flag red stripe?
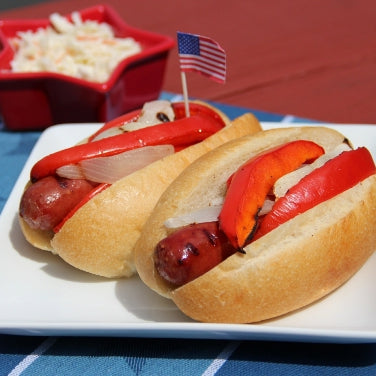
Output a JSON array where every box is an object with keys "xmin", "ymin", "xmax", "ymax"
[
  {"xmin": 179, "ymin": 55, "xmax": 226, "ymax": 75},
  {"xmin": 199, "ymin": 41, "xmax": 226, "ymax": 59},
  {"xmin": 180, "ymin": 66, "xmax": 226, "ymax": 82},
  {"xmin": 179, "ymin": 63, "xmax": 226, "ymax": 81},
  {"xmin": 179, "ymin": 61, "xmax": 226, "ymax": 79}
]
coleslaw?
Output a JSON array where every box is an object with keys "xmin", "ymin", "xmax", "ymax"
[{"xmin": 9, "ymin": 12, "xmax": 142, "ymax": 83}]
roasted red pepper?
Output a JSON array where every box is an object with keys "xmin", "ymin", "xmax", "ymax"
[
  {"xmin": 253, "ymin": 147, "xmax": 376, "ymax": 240},
  {"xmin": 30, "ymin": 102, "xmax": 226, "ymax": 182},
  {"xmin": 218, "ymin": 140, "xmax": 325, "ymax": 250},
  {"xmin": 88, "ymin": 102, "xmax": 222, "ymax": 141}
]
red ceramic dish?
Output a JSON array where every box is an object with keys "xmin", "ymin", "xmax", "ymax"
[{"xmin": 0, "ymin": 4, "xmax": 175, "ymax": 131}]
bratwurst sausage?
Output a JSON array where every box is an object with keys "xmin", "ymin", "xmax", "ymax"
[
  {"xmin": 19, "ymin": 176, "xmax": 97, "ymax": 231},
  {"xmin": 154, "ymin": 221, "xmax": 237, "ymax": 286}
]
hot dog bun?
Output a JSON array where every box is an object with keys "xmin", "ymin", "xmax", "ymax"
[
  {"xmin": 19, "ymin": 102, "xmax": 262, "ymax": 278},
  {"xmin": 134, "ymin": 126, "xmax": 376, "ymax": 323}
]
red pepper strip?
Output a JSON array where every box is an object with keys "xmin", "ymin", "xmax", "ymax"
[
  {"xmin": 253, "ymin": 147, "xmax": 376, "ymax": 241},
  {"xmin": 53, "ymin": 183, "xmax": 111, "ymax": 233},
  {"xmin": 31, "ymin": 110, "xmax": 225, "ymax": 182},
  {"xmin": 87, "ymin": 102, "xmax": 221, "ymax": 142},
  {"xmin": 218, "ymin": 140, "xmax": 325, "ymax": 250}
]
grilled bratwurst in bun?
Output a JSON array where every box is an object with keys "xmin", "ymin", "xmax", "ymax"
[{"xmin": 135, "ymin": 126, "xmax": 376, "ymax": 323}]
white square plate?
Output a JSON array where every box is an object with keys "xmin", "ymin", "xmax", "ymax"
[{"xmin": 0, "ymin": 122, "xmax": 375, "ymax": 343}]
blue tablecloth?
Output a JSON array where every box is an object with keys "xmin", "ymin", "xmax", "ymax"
[{"xmin": 1, "ymin": 95, "xmax": 375, "ymax": 376}]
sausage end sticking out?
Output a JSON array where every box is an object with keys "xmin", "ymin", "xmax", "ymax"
[
  {"xmin": 19, "ymin": 176, "xmax": 97, "ymax": 232},
  {"xmin": 154, "ymin": 222, "xmax": 237, "ymax": 286}
]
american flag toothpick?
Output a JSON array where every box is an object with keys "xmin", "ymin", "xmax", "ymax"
[{"xmin": 177, "ymin": 32, "xmax": 226, "ymax": 116}]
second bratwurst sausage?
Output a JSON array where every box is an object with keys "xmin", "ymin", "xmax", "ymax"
[{"xmin": 154, "ymin": 222, "xmax": 236, "ymax": 286}]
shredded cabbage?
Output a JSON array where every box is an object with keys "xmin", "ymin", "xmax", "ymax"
[{"xmin": 10, "ymin": 12, "xmax": 142, "ymax": 83}]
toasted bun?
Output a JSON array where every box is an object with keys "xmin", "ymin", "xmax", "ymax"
[
  {"xmin": 19, "ymin": 103, "xmax": 262, "ymax": 278},
  {"xmin": 134, "ymin": 126, "xmax": 376, "ymax": 323}
]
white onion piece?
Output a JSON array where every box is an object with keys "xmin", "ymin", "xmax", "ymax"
[
  {"xmin": 164, "ymin": 197, "xmax": 277, "ymax": 229},
  {"xmin": 91, "ymin": 100, "xmax": 175, "ymax": 141},
  {"xmin": 56, "ymin": 164, "xmax": 85, "ymax": 180},
  {"xmin": 164, "ymin": 205, "xmax": 223, "ymax": 229},
  {"xmin": 122, "ymin": 100, "xmax": 174, "ymax": 132},
  {"xmin": 258, "ymin": 198, "xmax": 275, "ymax": 216},
  {"xmin": 56, "ymin": 144, "xmax": 174, "ymax": 184},
  {"xmin": 91, "ymin": 127, "xmax": 123, "ymax": 141},
  {"xmin": 164, "ymin": 197, "xmax": 276, "ymax": 229},
  {"xmin": 273, "ymin": 143, "xmax": 352, "ymax": 199}
]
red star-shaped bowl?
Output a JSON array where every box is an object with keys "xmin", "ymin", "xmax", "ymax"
[{"xmin": 0, "ymin": 4, "xmax": 175, "ymax": 130}]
